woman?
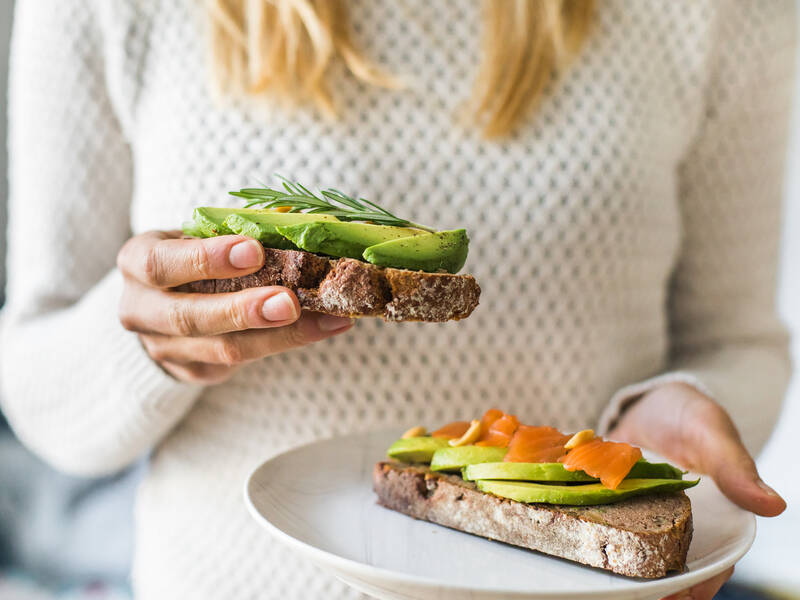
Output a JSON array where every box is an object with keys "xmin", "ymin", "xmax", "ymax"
[{"xmin": 2, "ymin": 1, "xmax": 794, "ymax": 598}]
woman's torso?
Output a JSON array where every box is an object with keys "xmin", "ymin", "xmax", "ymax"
[{"xmin": 100, "ymin": 0, "xmax": 719, "ymax": 596}]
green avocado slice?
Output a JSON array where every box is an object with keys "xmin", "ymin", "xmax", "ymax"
[
  {"xmin": 224, "ymin": 214, "xmax": 294, "ymax": 249},
  {"xmin": 429, "ymin": 446, "xmax": 509, "ymax": 472},
  {"xmin": 386, "ymin": 437, "xmax": 450, "ymax": 463},
  {"xmin": 181, "ymin": 220, "xmax": 206, "ymax": 238},
  {"xmin": 363, "ymin": 229, "xmax": 469, "ymax": 274},
  {"xmin": 476, "ymin": 478, "xmax": 699, "ymax": 506},
  {"xmin": 463, "ymin": 459, "xmax": 684, "ymax": 482},
  {"xmin": 222, "ymin": 214, "xmax": 291, "ymax": 248},
  {"xmin": 224, "ymin": 212, "xmax": 339, "ymax": 248},
  {"xmin": 189, "ymin": 207, "xmax": 242, "ymax": 236},
  {"xmin": 184, "ymin": 208, "xmax": 470, "ymax": 273},
  {"xmin": 184, "ymin": 207, "xmax": 338, "ymax": 239},
  {"xmin": 629, "ymin": 460, "xmax": 685, "ymax": 480},
  {"xmin": 275, "ymin": 222, "xmax": 424, "ymax": 260},
  {"xmin": 465, "ymin": 462, "xmax": 595, "ymax": 482}
]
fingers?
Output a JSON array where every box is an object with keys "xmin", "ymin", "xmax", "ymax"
[
  {"xmin": 118, "ymin": 230, "xmax": 355, "ymax": 387},
  {"xmin": 118, "ymin": 231, "xmax": 265, "ymax": 288},
  {"xmin": 612, "ymin": 384, "xmax": 787, "ymax": 518},
  {"xmin": 120, "ymin": 283, "xmax": 303, "ymax": 336},
  {"xmin": 139, "ymin": 312, "xmax": 354, "ymax": 366},
  {"xmin": 684, "ymin": 401, "xmax": 786, "ymax": 518},
  {"xmin": 709, "ymin": 442, "xmax": 785, "ymax": 517},
  {"xmin": 662, "ymin": 566, "xmax": 733, "ymax": 600}
]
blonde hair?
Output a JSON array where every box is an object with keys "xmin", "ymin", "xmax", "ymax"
[{"xmin": 206, "ymin": 0, "xmax": 594, "ymax": 137}]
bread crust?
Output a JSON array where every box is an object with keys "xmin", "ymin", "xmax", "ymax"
[
  {"xmin": 180, "ymin": 247, "xmax": 480, "ymax": 322},
  {"xmin": 373, "ymin": 461, "xmax": 693, "ymax": 579}
]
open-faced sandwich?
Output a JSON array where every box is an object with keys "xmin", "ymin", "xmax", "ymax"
[
  {"xmin": 374, "ymin": 409, "xmax": 698, "ymax": 578},
  {"xmin": 180, "ymin": 177, "xmax": 480, "ymax": 322}
]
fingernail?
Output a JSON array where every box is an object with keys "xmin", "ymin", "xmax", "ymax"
[
  {"xmin": 316, "ymin": 314, "xmax": 354, "ymax": 332},
  {"xmin": 229, "ymin": 240, "xmax": 263, "ymax": 269},
  {"xmin": 261, "ymin": 292, "xmax": 298, "ymax": 322},
  {"xmin": 756, "ymin": 478, "xmax": 781, "ymax": 498}
]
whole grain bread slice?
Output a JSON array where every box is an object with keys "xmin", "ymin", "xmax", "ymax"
[
  {"xmin": 180, "ymin": 247, "xmax": 480, "ymax": 322},
  {"xmin": 373, "ymin": 461, "xmax": 693, "ymax": 579}
]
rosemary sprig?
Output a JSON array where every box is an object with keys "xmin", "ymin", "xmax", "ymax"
[{"xmin": 230, "ymin": 175, "xmax": 435, "ymax": 232}]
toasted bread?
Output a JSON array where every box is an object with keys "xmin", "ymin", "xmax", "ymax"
[
  {"xmin": 181, "ymin": 247, "xmax": 480, "ymax": 322},
  {"xmin": 373, "ymin": 461, "xmax": 693, "ymax": 578}
]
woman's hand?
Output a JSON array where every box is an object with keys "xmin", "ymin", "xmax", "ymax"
[
  {"xmin": 609, "ymin": 382, "xmax": 786, "ymax": 600},
  {"xmin": 117, "ymin": 231, "xmax": 353, "ymax": 384}
]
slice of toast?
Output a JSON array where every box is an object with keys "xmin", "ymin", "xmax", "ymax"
[
  {"xmin": 180, "ymin": 247, "xmax": 480, "ymax": 322},
  {"xmin": 373, "ymin": 461, "xmax": 693, "ymax": 578}
]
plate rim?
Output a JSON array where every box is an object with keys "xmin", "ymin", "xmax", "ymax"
[{"xmin": 244, "ymin": 431, "xmax": 756, "ymax": 599}]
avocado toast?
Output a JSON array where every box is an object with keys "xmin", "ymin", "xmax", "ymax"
[
  {"xmin": 374, "ymin": 410, "xmax": 697, "ymax": 578},
  {"xmin": 180, "ymin": 177, "xmax": 480, "ymax": 322}
]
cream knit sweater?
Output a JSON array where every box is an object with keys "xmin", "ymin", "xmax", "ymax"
[{"xmin": 3, "ymin": 1, "xmax": 796, "ymax": 598}]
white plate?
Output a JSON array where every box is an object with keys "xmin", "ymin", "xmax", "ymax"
[{"xmin": 245, "ymin": 430, "xmax": 755, "ymax": 600}]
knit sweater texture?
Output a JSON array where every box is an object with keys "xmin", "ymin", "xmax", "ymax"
[{"xmin": 3, "ymin": 1, "xmax": 796, "ymax": 598}]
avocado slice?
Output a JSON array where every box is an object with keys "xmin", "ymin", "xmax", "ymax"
[
  {"xmin": 476, "ymin": 478, "xmax": 699, "ymax": 506},
  {"xmin": 429, "ymin": 446, "xmax": 509, "ymax": 472},
  {"xmin": 221, "ymin": 213, "xmax": 328, "ymax": 248},
  {"xmin": 184, "ymin": 207, "xmax": 338, "ymax": 240},
  {"xmin": 629, "ymin": 460, "xmax": 685, "ymax": 480},
  {"xmin": 275, "ymin": 221, "xmax": 424, "ymax": 260},
  {"xmin": 225, "ymin": 211, "xmax": 340, "ymax": 248},
  {"xmin": 463, "ymin": 459, "xmax": 684, "ymax": 482},
  {"xmin": 189, "ymin": 207, "xmax": 247, "ymax": 236},
  {"xmin": 181, "ymin": 220, "xmax": 206, "ymax": 238},
  {"xmin": 183, "ymin": 208, "xmax": 469, "ymax": 274},
  {"xmin": 223, "ymin": 214, "xmax": 294, "ymax": 249},
  {"xmin": 464, "ymin": 462, "xmax": 596, "ymax": 482},
  {"xmin": 363, "ymin": 229, "xmax": 469, "ymax": 274},
  {"xmin": 386, "ymin": 437, "xmax": 450, "ymax": 463}
]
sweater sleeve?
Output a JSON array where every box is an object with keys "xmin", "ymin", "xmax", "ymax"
[
  {"xmin": 0, "ymin": 0, "xmax": 201, "ymax": 476},
  {"xmin": 598, "ymin": 1, "xmax": 797, "ymax": 455}
]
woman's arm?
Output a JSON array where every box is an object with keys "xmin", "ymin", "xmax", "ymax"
[
  {"xmin": 602, "ymin": 5, "xmax": 796, "ymax": 597},
  {"xmin": 1, "ymin": 2, "xmax": 355, "ymax": 477},
  {"xmin": 0, "ymin": 1, "xmax": 202, "ymax": 476},
  {"xmin": 599, "ymin": 0, "xmax": 797, "ymax": 456}
]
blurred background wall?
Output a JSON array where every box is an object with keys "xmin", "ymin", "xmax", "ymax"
[{"xmin": 0, "ymin": 0, "xmax": 798, "ymax": 595}]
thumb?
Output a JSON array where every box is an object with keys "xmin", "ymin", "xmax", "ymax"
[{"xmin": 690, "ymin": 408, "xmax": 786, "ymax": 517}]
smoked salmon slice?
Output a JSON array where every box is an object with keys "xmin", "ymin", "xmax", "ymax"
[
  {"xmin": 504, "ymin": 426, "xmax": 571, "ymax": 463},
  {"xmin": 478, "ymin": 408, "xmax": 504, "ymax": 431},
  {"xmin": 476, "ymin": 414, "xmax": 520, "ymax": 447},
  {"xmin": 432, "ymin": 421, "xmax": 471, "ymax": 439},
  {"xmin": 559, "ymin": 439, "xmax": 642, "ymax": 489}
]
